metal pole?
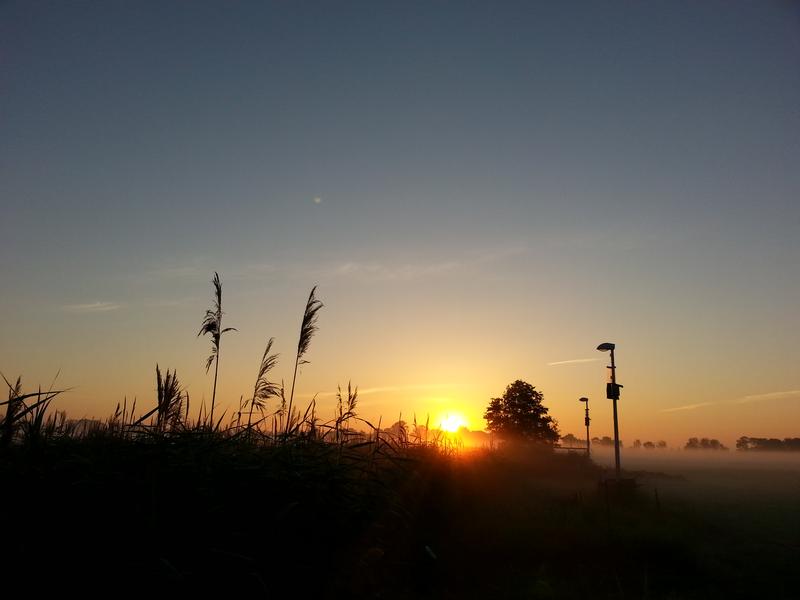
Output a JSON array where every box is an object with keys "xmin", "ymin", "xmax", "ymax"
[
  {"xmin": 610, "ymin": 348, "xmax": 621, "ymax": 479},
  {"xmin": 584, "ymin": 399, "xmax": 591, "ymax": 457}
]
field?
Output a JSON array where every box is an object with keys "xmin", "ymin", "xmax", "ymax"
[{"xmin": 2, "ymin": 427, "xmax": 798, "ymax": 599}]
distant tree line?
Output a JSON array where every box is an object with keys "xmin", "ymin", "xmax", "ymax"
[
  {"xmin": 684, "ymin": 437, "xmax": 727, "ymax": 451},
  {"xmin": 559, "ymin": 435, "xmax": 626, "ymax": 448},
  {"xmin": 736, "ymin": 437, "xmax": 800, "ymax": 452},
  {"xmin": 633, "ymin": 439, "xmax": 667, "ymax": 450},
  {"xmin": 559, "ymin": 433, "xmax": 583, "ymax": 447},
  {"xmin": 561, "ymin": 435, "xmax": 800, "ymax": 452},
  {"xmin": 592, "ymin": 436, "xmax": 623, "ymax": 448}
]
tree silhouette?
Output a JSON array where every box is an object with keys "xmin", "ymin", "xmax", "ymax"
[
  {"xmin": 560, "ymin": 433, "xmax": 581, "ymax": 446},
  {"xmin": 484, "ymin": 380, "xmax": 559, "ymax": 443},
  {"xmin": 736, "ymin": 436, "xmax": 800, "ymax": 451},
  {"xmin": 685, "ymin": 437, "xmax": 728, "ymax": 450},
  {"xmin": 592, "ymin": 436, "xmax": 624, "ymax": 448}
]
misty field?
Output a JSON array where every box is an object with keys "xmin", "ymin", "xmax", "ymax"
[{"xmin": 2, "ymin": 430, "xmax": 797, "ymax": 599}]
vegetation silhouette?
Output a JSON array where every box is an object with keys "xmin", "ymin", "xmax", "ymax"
[
  {"xmin": 560, "ymin": 432, "xmax": 582, "ymax": 447},
  {"xmin": 592, "ymin": 435, "xmax": 624, "ymax": 448},
  {"xmin": 1, "ymin": 273, "xmax": 799, "ymax": 598},
  {"xmin": 685, "ymin": 437, "xmax": 728, "ymax": 451},
  {"xmin": 286, "ymin": 285, "xmax": 322, "ymax": 434},
  {"xmin": 198, "ymin": 272, "xmax": 236, "ymax": 428},
  {"xmin": 131, "ymin": 366, "xmax": 187, "ymax": 433},
  {"xmin": 630, "ymin": 439, "xmax": 668, "ymax": 449},
  {"xmin": 1, "ymin": 373, "xmax": 67, "ymax": 447},
  {"xmin": 736, "ymin": 436, "xmax": 800, "ymax": 451},
  {"xmin": 484, "ymin": 380, "xmax": 559, "ymax": 444},
  {"xmin": 246, "ymin": 337, "xmax": 281, "ymax": 430}
]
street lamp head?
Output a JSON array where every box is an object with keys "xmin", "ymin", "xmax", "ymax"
[
  {"xmin": 578, "ymin": 397, "xmax": 589, "ymax": 403},
  {"xmin": 596, "ymin": 342, "xmax": 615, "ymax": 352}
]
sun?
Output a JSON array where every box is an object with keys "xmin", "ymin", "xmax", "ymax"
[{"xmin": 439, "ymin": 414, "xmax": 467, "ymax": 433}]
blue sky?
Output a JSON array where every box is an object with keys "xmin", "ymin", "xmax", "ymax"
[{"xmin": 1, "ymin": 1, "xmax": 799, "ymax": 444}]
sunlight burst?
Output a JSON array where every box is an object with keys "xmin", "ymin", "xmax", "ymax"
[{"xmin": 440, "ymin": 414, "xmax": 467, "ymax": 433}]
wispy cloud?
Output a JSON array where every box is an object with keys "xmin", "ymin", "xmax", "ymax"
[
  {"xmin": 471, "ymin": 243, "xmax": 529, "ymax": 264},
  {"xmin": 357, "ymin": 383, "xmax": 455, "ymax": 396},
  {"xmin": 547, "ymin": 358, "xmax": 602, "ymax": 367},
  {"xmin": 63, "ymin": 301, "xmax": 121, "ymax": 313},
  {"xmin": 660, "ymin": 389, "xmax": 800, "ymax": 413},
  {"xmin": 139, "ymin": 244, "xmax": 530, "ymax": 286},
  {"xmin": 144, "ymin": 262, "xmax": 279, "ymax": 282},
  {"xmin": 660, "ymin": 401, "xmax": 716, "ymax": 413},
  {"xmin": 228, "ymin": 263, "xmax": 279, "ymax": 280},
  {"xmin": 328, "ymin": 244, "xmax": 529, "ymax": 283},
  {"xmin": 332, "ymin": 260, "xmax": 460, "ymax": 281},
  {"xmin": 298, "ymin": 383, "xmax": 456, "ymax": 400},
  {"xmin": 144, "ymin": 264, "xmax": 208, "ymax": 281},
  {"xmin": 737, "ymin": 390, "xmax": 800, "ymax": 404},
  {"xmin": 143, "ymin": 297, "xmax": 199, "ymax": 309}
]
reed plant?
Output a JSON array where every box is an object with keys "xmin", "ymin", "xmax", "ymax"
[
  {"xmin": 247, "ymin": 337, "xmax": 280, "ymax": 430},
  {"xmin": 198, "ymin": 272, "xmax": 236, "ymax": 428},
  {"xmin": 1, "ymin": 374, "xmax": 66, "ymax": 446},
  {"xmin": 333, "ymin": 382, "xmax": 358, "ymax": 443},
  {"xmin": 285, "ymin": 286, "xmax": 322, "ymax": 433}
]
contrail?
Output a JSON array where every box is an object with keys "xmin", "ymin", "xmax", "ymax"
[
  {"xmin": 63, "ymin": 301, "xmax": 122, "ymax": 313},
  {"xmin": 660, "ymin": 402, "xmax": 716, "ymax": 413},
  {"xmin": 660, "ymin": 390, "xmax": 800, "ymax": 412},
  {"xmin": 737, "ymin": 390, "xmax": 800, "ymax": 404},
  {"xmin": 547, "ymin": 358, "xmax": 602, "ymax": 367}
]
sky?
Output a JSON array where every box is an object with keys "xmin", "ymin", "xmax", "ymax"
[{"xmin": 1, "ymin": 1, "xmax": 799, "ymax": 447}]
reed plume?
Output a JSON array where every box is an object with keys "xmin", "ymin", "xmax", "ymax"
[
  {"xmin": 248, "ymin": 337, "xmax": 280, "ymax": 429},
  {"xmin": 198, "ymin": 272, "xmax": 236, "ymax": 428},
  {"xmin": 1, "ymin": 375, "xmax": 23, "ymax": 446},
  {"xmin": 155, "ymin": 365, "xmax": 184, "ymax": 431},
  {"xmin": 334, "ymin": 381, "xmax": 358, "ymax": 443},
  {"xmin": 285, "ymin": 286, "xmax": 322, "ymax": 433},
  {"xmin": 1, "ymin": 373, "xmax": 66, "ymax": 446}
]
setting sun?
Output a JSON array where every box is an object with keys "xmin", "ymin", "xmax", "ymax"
[{"xmin": 439, "ymin": 414, "xmax": 468, "ymax": 433}]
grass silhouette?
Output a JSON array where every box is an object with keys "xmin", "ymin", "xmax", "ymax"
[
  {"xmin": 198, "ymin": 271, "xmax": 236, "ymax": 429},
  {"xmin": 2, "ymin": 423, "xmax": 796, "ymax": 598},
  {"xmin": 286, "ymin": 285, "xmax": 322, "ymax": 435},
  {"xmin": 1, "ymin": 274, "xmax": 797, "ymax": 597}
]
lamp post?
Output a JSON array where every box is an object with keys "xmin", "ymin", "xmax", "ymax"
[
  {"xmin": 578, "ymin": 397, "xmax": 590, "ymax": 456},
  {"xmin": 597, "ymin": 342, "xmax": 622, "ymax": 479}
]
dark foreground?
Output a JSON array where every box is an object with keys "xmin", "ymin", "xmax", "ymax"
[{"xmin": 2, "ymin": 437, "xmax": 798, "ymax": 598}]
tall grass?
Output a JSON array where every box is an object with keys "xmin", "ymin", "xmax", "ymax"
[
  {"xmin": 333, "ymin": 382, "xmax": 358, "ymax": 443},
  {"xmin": 285, "ymin": 286, "xmax": 322, "ymax": 434},
  {"xmin": 198, "ymin": 271, "xmax": 236, "ymax": 428},
  {"xmin": 247, "ymin": 338, "xmax": 280, "ymax": 430},
  {"xmin": 133, "ymin": 366, "xmax": 186, "ymax": 433},
  {"xmin": 1, "ymin": 373, "xmax": 66, "ymax": 446},
  {"xmin": 0, "ymin": 375, "xmax": 22, "ymax": 446},
  {"xmin": 108, "ymin": 396, "xmax": 137, "ymax": 437}
]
